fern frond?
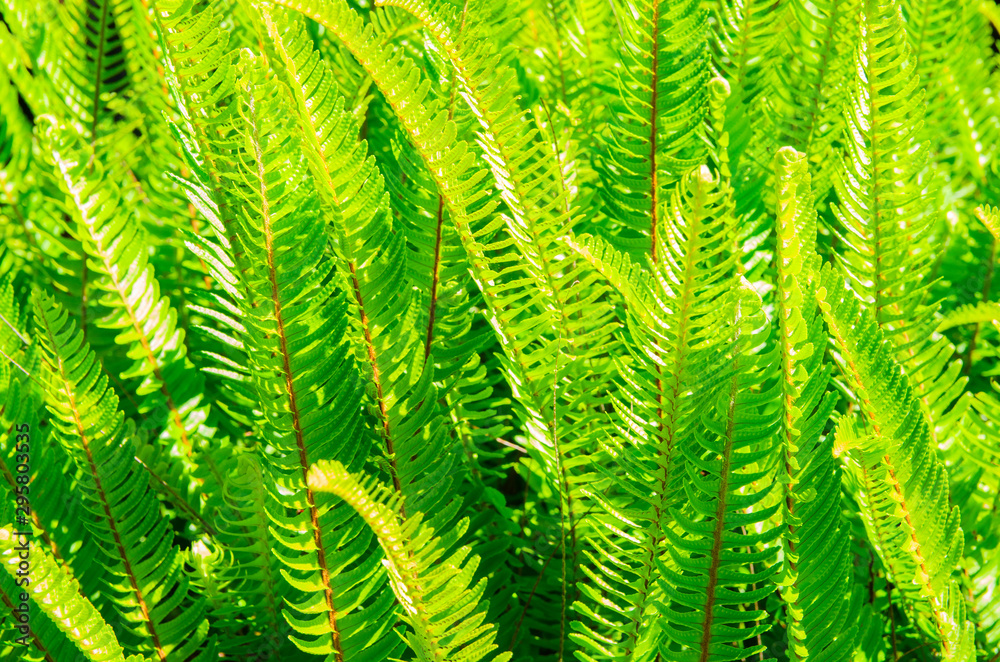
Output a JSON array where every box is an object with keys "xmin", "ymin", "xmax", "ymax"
[
  {"xmin": 212, "ymin": 52, "xmax": 402, "ymax": 661},
  {"xmin": 252, "ymin": 11, "xmax": 466, "ymax": 517},
  {"xmin": 210, "ymin": 453, "xmax": 295, "ymax": 657},
  {"xmin": 657, "ymin": 283, "xmax": 781, "ymax": 661},
  {"xmin": 31, "ymin": 288, "xmax": 213, "ymax": 661},
  {"xmin": 937, "ymin": 7, "xmax": 998, "ymax": 187},
  {"xmin": 45, "ymin": 0, "xmax": 133, "ymax": 153},
  {"xmin": 956, "ymin": 388, "xmax": 1000, "ymax": 488},
  {"xmin": 0, "ymin": 282, "xmax": 109, "ymax": 607},
  {"xmin": 708, "ymin": 0, "xmax": 785, "ymax": 169},
  {"xmin": 832, "ymin": 0, "xmax": 934, "ymax": 345},
  {"xmin": 937, "ymin": 301, "xmax": 1000, "ymax": 333},
  {"xmin": 0, "ymin": 559, "xmax": 84, "ymax": 660},
  {"xmin": 572, "ymin": 157, "xmax": 743, "ymax": 661},
  {"xmin": 598, "ymin": 0, "xmax": 709, "ymax": 258},
  {"xmin": 816, "ymin": 265, "xmax": 975, "ymax": 658},
  {"xmin": 561, "ymin": 232, "xmax": 653, "ymax": 319},
  {"xmin": 709, "ymin": 0, "xmax": 785, "ymax": 105},
  {"xmin": 976, "ymin": 205, "xmax": 1000, "ymax": 242},
  {"xmin": 152, "ymin": 0, "xmax": 242, "ymax": 252},
  {"xmin": 964, "ymin": 510, "xmax": 1000, "ymax": 654},
  {"xmin": 0, "ymin": 527, "xmax": 145, "ymax": 662},
  {"xmin": 38, "ymin": 116, "xmax": 226, "ymax": 534},
  {"xmin": 370, "ymin": 0, "xmax": 614, "ymax": 376},
  {"xmin": 308, "ymin": 460, "xmax": 512, "ymax": 662},
  {"xmin": 830, "ymin": 0, "xmax": 971, "ymax": 450},
  {"xmin": 41, "ymin": 118, "xmax": 211, "ymax": 466},
  {"xmin": 772, "ymin": 0, "xmax": 860, "ymax": 197},
  {"xmin": 901, "ymin": 0, "xmax": 965, "ymax": 156},
  {"xmin": 264, "ymin": 0, "xmax": 512, "ymax": 397},
  {"xmin": 769, "ymin": 147, "xmax": 858, "ymax": 661},
  {"xmin": 552, "ymin": 0, "xmax": 619, "ymax": 139},
  {"xmin": 267, "ymin": 3, "xmax": 621, "ymax": 652}
]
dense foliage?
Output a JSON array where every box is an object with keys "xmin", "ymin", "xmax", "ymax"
[{"xmin": 1, "ymin": 0, "xmax": 1000, "ymax": 660}]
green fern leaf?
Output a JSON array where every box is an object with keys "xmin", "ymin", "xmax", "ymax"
[
  {"xmin": 772, "ymin": 0, "xmax": 860, "ymax": 197},
  {"xmin": 31, "ymin": 288, "xmax": 213, "ymax": 661},
  {"xmin": 204, "ymin": 51, "xmax": 404, "ymax": 660},
  {"xmin": 769, "ymin": 147, "xmax": 859, "ymax": 661},
  {"xmin": 816, "ymin": 265, "xmax": 975, "ymax": 659},
  {"xmin": 41, "ymin": 118, "xmax": 211, "ymax": 465},
  {"xmin": 598, "ymin": 0, "xmax": 709, "ymax": 258},
  {"xmin": 832, "ymin": 0, "xmax": 934, "ymax": 344},
  {"xmin": 0, "ymin": 526, "xmax": 146, "ymax": 662},
  {"xmin": 976, "ymin": 205, "xmax": 1000, "ymax": 242},
  {"xmin": 308, "ymin": 459, "xmax": 512, "ymax": 662},
  {"xmin": 573, "ymin": 151, "xmax": 744, "ymax": 661},
  {"xmin": 657, "ymin": 283, "xmax": 782, "ymax": 661}
]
